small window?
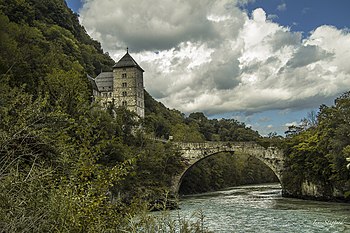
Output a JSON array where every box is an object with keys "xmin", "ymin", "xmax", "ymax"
[
  {"xmin": 122, "ymin": 73, "xmax": 127, "ymax": 78},
  {"xmin": 122, "ymin": 91, "xmax": 127, "ymax": 97},
  {"xmin": 109, "ymin": 92, "xmax": 112, "ymax": 97},
  {"xmin": 122, "ymin": 82, "xmax": 127, "ymax": 87},
  {"xmin": 122, "ymin": 101, "xmax": 127, "ymax": 106}
]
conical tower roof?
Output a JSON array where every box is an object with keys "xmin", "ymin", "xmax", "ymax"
[{"xmin": 113, "ymin": 49, "xmax": 144, "ymax": 72}]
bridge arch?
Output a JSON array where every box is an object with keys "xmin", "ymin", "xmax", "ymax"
[{"xmin": 171, "ymin": 142, "xmax": 285, "ymax": 194}]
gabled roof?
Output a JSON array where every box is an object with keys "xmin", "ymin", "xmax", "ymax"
[
  {"xmin": 95, "ymin": 72, "xmax": 113, "ymax": 92},
  {"xmin": 87, "ymin": 74, "xmax": 98, "ymax": 91},
  {"xmin": 113, "ymin": 51, "xmax": 144, "ymax": 72}
]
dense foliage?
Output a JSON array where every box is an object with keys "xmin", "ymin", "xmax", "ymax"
[
  {"xmin": 283, "ymin": 92, "xmax": 350, "ymax": 200},
  {"xmin": 179, "ymin": 153, "xmax": 278, "ymax": 195},
  {"xmin": 0, "ymin": 1, "xmax": 186, "ymax": 231},
  {"xmin": 144, "ymin": 95, "xmax": 261, "ymax": 142},
  {"xmin": 0, "ymin": 0, "xmax": 114, "ymax": 96}
]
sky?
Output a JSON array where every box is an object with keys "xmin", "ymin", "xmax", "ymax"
[{"xmin": 66, "ymin": 0, "xmax": 350, "ymax": 136}]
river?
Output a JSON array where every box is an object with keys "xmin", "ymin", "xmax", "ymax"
[{"xmin": 173, "ymin": 183, "xmax": 350, "ymax": 233}]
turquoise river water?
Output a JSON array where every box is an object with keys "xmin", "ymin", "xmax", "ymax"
[{"xmin": 173, "ymin": 183, "xmax": 350, "ymax": 233}]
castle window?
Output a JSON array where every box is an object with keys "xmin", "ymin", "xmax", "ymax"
[
  {"xmin": 109, "ymin": 92, "xmax": 112, "ymax": 97},
  {"xmin": 122, "ymin": 73, "xmax": 127, "ymax": 78},
  {"xmin": 122, "ymin": 91, "xmax": 127, "ymax": 97},
  {"xmin": 122, "ymin": 82, "xmax": 127, "ymax": 87},
  {"xmin": 122, "ymin": 101, "xmax": 127, "ymax": 106}
]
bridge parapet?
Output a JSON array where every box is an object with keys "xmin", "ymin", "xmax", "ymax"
[{"xmin": 173, "ymin": 141, "xmax": 283, "ymax": 161}]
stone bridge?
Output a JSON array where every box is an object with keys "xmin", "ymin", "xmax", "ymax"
[{"xmin": 171, "ymin": 141, "xmax": 285, "ymax": 194}]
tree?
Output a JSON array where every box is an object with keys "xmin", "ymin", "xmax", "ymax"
[
  {"xmin": 285, "ymin": 124, "xmax": 304, "ymax": 138},
  {"xmin": 283, "ymin": 91, "xmax": 350, "ymax": 200}
]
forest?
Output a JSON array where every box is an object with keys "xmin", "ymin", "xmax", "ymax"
[
  {"xmin": 282, "ymin": 92, "xmax": 350, "ymax": 200},
  {"xmin": 0, "ymin": 0, "xmax": 349, "ymax": 232}
]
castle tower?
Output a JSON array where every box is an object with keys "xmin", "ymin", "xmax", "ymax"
[
  {"xmin": 112, "ymin": 49, "xmax": 145, "ymax": 118},
  {"xmin": 88, "ymin": 49, "xmax": 145, "ymax": 118}
]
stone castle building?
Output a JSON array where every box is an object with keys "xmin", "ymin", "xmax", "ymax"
[{"xmin": 88, "ymin": 49, "xmax": 145, "ymax": 118}]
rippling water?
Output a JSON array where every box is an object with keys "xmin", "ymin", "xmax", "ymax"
[{"xmin": 174, "ymin": 183, "xmax": 350, "ymax": 233}]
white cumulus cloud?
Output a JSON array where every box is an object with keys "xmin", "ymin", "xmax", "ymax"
[{"xmin": 80, "ymin": 0, "xmax": 350, "ymax": 117}]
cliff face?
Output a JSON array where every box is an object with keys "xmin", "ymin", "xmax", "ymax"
[
  {"xmin": 301, "ymin": 180, "xmax": 323, "ymax": 197},
  {"xmin": 282, "ymin": 178, "xmax": 350, "ymax": 202}
]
